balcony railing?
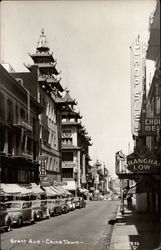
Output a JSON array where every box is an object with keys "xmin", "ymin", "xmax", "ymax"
[{"xmin": 13, "ymin": 119, "xmax": 32, "ymax": 132}]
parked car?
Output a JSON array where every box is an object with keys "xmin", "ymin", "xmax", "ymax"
[
  {"xmin": 74, "ymin": 197, "xmax": 86, "ymax": 208},
  {"xmin": 46, "ymin": 199, "xmax": 55, "ymax": 216},
  {"xmin": 5, "ymin": 200, "xmax": 32, "ymax": 227},
  {"xmin": 79, "ymin": 197, "xmax": 86, "ymax": 208},
  {"xmin": 31, "ymin": 200, "xmax": 50, "ymax": 221},
  {"xmin": 52, "ymin": 199, "xmax": 62, "ymax": 216},
  {"xmin": 59, "ymin": 199, "xmax": 70, "ymax": 214},
  {"xmin": 65, "ymin": 198, "xmax": 75, "ymax": 211},
  {"xmin": 0, "ymin": 202, "xmax": 13, "ymax": 232}
]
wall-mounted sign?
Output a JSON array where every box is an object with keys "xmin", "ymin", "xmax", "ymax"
[
  {"xmin": 130, "ymin": 36, "xmax": 146, "ymax": 136},
  {"xmin": 142, "ymin": 117, "xmax": 161, "ymax": 135},
  {"xmin": 39, "ymin": 156, "xmax": 47, "ymax": 175},
  {"xmin": 62, "ymin": 130, "xmax": 72, "ymax": 138},
  {"xmin": 127, "ymin": 155, "xmax": 160, "ymax": 174}
]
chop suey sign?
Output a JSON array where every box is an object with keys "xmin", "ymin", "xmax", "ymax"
[{"xmin": 127, "ymin": 155, "xmax": 160, "ymax": 174}]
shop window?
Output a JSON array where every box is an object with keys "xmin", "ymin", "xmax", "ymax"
[
  {"xmin": 62, "ymin": 168, "xmax": 73, "ymax": 178},
  {"xmin": 30, "ymin": 171, "xmax": 35, "ymax": 182},
  {"xmin": 18, "ymin": 169, "xmax": 28, "ymax": 183},
  {"xmin": 62, "ymin": 152, "xmax": 73, "ymax": 161},
  {"xmin": 0, "ymin": 93, "xmax": 5, "ymax": 120},
  {"xmin": 7, "ymin": 99, "xmax": 13, "ymax": 123}
]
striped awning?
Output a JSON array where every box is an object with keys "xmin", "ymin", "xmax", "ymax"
[{"xmin": 0, "ymin": 184, "xmax": 33, "ymax": 196}]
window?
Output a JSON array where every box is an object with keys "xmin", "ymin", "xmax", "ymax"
[
  {"xmin": 62, "ymin": 168, "xmax": 73, "ymax": 178},
  {"xmin": 0, "ymin": 125, "xmax": 5, "ymax": 152},
  {"xmin": 0, "ymin": 93, "xmax": 5, "ymax": 120},
  {"xmin": 18, "ymin": 170, "xmax": 28, "ymax": 183},
  {"xmin": 62, "ymin": 152, "xmax": 73, "ymax": 161},
  {"xmin": 62, "ymin": 138, "xmax": 73, "ymax": 145},
  {"xmin": 7, "ymin": 99, "xmax": 13, "ymax": 122},
  {"xmin": 8, "ymin": 131, "xmax": 14, "ymax": 154},
  {"xmin": 20, "ymin": 108, "xmax": 25, "ymax": 120}
]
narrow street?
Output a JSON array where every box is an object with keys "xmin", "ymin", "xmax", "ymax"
[{"xmin": 1, "ymin": 200, "xmax": 119, "ymax": 250}]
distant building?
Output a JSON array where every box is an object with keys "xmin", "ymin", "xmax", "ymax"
[{"xmin": 61, "ymin": 90, "xmax": 92, "ymax": 195}]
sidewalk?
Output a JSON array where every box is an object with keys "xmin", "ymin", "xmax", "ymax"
[{"xmin": 109, "ymin": 201, "xmax": 160, "ymax": 250}]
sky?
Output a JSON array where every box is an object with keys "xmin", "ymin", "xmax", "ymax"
[{"xmin": 1, "ymin": 0, "xmax": 156, "ymax": 177}]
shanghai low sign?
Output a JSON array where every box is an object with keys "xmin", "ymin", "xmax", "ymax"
[{"xmin": 127, "ymin": 157, "xmax": 160, "ymax": 174}]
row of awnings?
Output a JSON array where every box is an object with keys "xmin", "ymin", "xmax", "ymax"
[
  {"xmin": 0, "ymin": 183, "xmax": 44, "ymax": 196},
  {"xmin": 0, "ymin": 183, "xmax": 71, "ymax": 197},
  {"xmin": 43, "ymin": 186, "xmax": 71, "ymax": 196}
]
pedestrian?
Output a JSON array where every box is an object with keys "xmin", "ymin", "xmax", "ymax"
[{"xmin": 127, "ymin": 194, "xmax": 132, "ymax": 207}]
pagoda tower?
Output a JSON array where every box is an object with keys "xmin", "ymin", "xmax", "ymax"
[
  {"xmin": 26, "ymin": 29, "xmax": 64, "ymax": 185},
  {"xmin": 27, "ymin": 28, "xmax": 63, "ymax": 95},
  {"xmin": 61, "ymin": 89, "xmax": 92, "ymax": 195}
]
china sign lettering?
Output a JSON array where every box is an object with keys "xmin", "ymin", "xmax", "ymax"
[
  {"xmin": 142, "ymin": 117, "xmax": 161, "ymax": 135},
  {"xmin": 130, "ymin": 36, "xmax": 146, "ymax": 136},
  {"xmin": 127, "ymin": 157, "xmax": 160, "ymax": 174}
]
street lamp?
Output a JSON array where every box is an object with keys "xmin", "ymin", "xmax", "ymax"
[{"xmin": 74, "ymin": 172, "xmax": 77, "ymax": 198}]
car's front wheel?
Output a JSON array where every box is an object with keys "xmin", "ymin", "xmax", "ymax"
[
  {"xmin": 17, "ymin": 217, "xmax": 23, "ymax": 227},
  {"xmin": 6, "ymin": 219, "xmax": 12, "ymax": 232}
]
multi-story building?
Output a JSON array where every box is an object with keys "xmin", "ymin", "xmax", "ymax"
[
  {"xmin": 61, "ymin": 90, "xmax": 92, "ymax": 195},
  {"xmin": 0, "ymin": 64, "xmax": 43, "ymax": 195},
  {"xmin": 11, "ymin": 29, "xmax": 64, "ymax": 185},
  {"xmin": 116, "ymin": 0, "xmax": 160, "ymax": 215}
]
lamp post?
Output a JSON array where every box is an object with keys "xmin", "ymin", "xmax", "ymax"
[{"xmin": 74, "ymin": 172, "xmax": 77, "ymax": 198}]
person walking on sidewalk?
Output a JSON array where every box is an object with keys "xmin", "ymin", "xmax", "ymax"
[{"xmin": 127, "ymin": 194, "xmax": 132, "ymax": 207}]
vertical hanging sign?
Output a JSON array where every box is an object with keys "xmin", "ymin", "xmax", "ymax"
[{"xmin": 130, "ymin": 36, "xmax": 146, "ymax": 136}]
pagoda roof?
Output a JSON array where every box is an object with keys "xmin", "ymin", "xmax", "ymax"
[
  {"xmin": 37, "ymin": 63, "xmax": 59, "ymax": 75},
  {"xmin": 63, "ymin": 90, "xmax": 77, "ymax": 104},
  {"xmin": 61, "ymin": 109, "xmax": 82, "ymax": 119},
  {"xmin": 36, "ymin": 28, "xmax": 49, "ymax": 52},
  {"xmin": 29, "ymin": 52, "xmax": 55, "ymax": 63},
  {"xmin": 37, "ymin": 74, "xmax": 63, "ymax": 92}
]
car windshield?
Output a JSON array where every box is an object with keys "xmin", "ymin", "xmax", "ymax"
[
  {"xmin": 6, "ymin": 203, "xmax": 21, "ymax": 209},
  {"xmin": 0, "ymin": 204, "xmax": 6, "ymax": 210},
  {"xmin": 32, "ymin": 202, "xmax": 40, "ymax": 207}
]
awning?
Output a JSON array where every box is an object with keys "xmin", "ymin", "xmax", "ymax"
[
  {"xmin": 62, "ymin": 181, "xmax": 76, "ymax": 191},
  {"xmin": 43, "ymin": 186, "xmax": 58, "ymax": 196},
  {"xmin": 79, "ymin": 188, "xmax": 89, "ymax": 193},
  {"xmin": 0, "ymin": 184, "xmax": 33, "ymax": 196},
  {"xmin": 30, "ymin": 183, "xmax": 45, "ymax": 195},
  {"xmin": 54, "ymin": 186, "xmax": 71, "ymax": 196},
  {"xmin": 50, "ymin": 186, "xmax": 62, "ymax": 195}
]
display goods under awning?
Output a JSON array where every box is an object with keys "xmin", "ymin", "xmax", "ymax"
[{"xmin": 62, "ymin": 181, "xmax": 76, "ymax": 191}]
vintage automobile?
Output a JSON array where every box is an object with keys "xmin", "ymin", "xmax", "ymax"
[
  {"xmin": 74, "ymin": 197, "xmax": 86, "ymax": 208},
  {"xmin": 60, "ymin": 199, "xmax": 70, "ymax": 214},
  {"xmin": 0, "ymin": 202, "xmax": 13, "ymax": 232},
  {"xmin": 46, "ymin": 199, "xmax": 56, "ymax": 216},
  {"xmin": 5, "ymin": 200, "xmax": 32, "ymax": 227},
  {"xmin": 64, "ymin": 198, "xmax": 75, "ymax": 211},
  {"xmin": 52, "ymin": 199, "xmax": 62, "ymax": 215},
  {"xmin": 31, "ymin": 200, "xmax": 50, "ymax": 221}
]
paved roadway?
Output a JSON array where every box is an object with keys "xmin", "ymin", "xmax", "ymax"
[{"xmin": 1, "ymin": 200, "xmax": 119, "ymax": 250}]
